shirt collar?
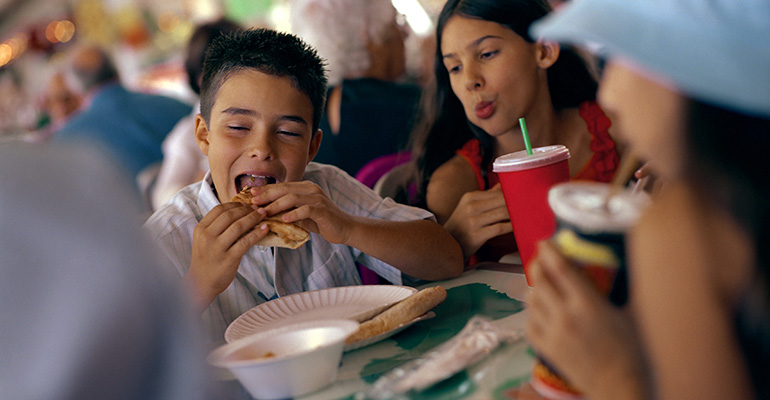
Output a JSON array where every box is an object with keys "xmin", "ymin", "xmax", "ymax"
[{"xmin": 196, "ymin": 171, "xmax": 220, "ymax": 215}]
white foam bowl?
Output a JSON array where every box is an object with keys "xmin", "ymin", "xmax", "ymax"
[{"xmin": 208, "ymin": 319, "xmax": 359, "ymax": 399}]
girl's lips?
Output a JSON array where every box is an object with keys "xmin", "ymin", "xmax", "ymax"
[{"xmin": 475, "ymin": 101, "xmax": 495, "ymax": 119}]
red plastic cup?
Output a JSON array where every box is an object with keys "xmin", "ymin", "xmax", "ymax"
[{"xmin": 492, "ymin": 145, "xmax": 570, "ymax": 285}]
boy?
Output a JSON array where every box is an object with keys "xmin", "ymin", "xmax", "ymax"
[{"xmin": 144, "ymin": 28, "xmax": 463, "ymax": 341}]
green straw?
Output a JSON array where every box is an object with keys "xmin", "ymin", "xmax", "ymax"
[{"xmin": 519, "ymin": 117, "xmax": 533, "ymax": 155}]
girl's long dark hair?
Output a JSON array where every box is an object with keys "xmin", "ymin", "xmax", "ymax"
[
  {"xmin": 686, "ymin": 101, "xmax": 770, "ymax": 399},
  {"xmin": 406, "ymin": 0, "xmax": 598, "ymax": 207}
]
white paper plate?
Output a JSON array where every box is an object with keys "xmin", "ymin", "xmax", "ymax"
[{"xmin": 225, "ymin": 285, "xmax": 417, "ymax": 343}]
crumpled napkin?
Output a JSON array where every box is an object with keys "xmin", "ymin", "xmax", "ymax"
[{"xmin": 358, "ymin": 316, "xmax": 523, "ymax": 399}]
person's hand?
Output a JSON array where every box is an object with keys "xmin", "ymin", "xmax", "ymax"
[
  {"xmin": 633, "ymin": 162, "xmax": 663, "ymax": 195},
  {"xmin": 250, "ymin": 181, "xmax": 355, "ymax": 245},
  {"xmin": 443, "ymin": 184, "xmax": 512, "ymax": 260},
  {"xmin": 525, "ymin": 241, "xmax": 647, "ymax": 400},
  {"xmin": 188, "ymin": 202, "xmax": 269, "ymax": 307}
]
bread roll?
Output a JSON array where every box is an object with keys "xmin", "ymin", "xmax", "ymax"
[{"xmin": 346, "ymin": 286, "xmax": 447, "ymax": 344}]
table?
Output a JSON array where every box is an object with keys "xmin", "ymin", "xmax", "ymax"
[{"xmin": 295, "ymin": 265, "xmax": 546, "ymax": 400}]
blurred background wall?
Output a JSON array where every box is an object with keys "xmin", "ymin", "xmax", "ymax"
[{"xmin": 0, "ymin": 0, "xmax": 445, "ymax": 140}]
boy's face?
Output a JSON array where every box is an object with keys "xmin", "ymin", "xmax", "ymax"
[{"xmin": 195, "ymin": 69, "xmax": 322, "ymax": 203}]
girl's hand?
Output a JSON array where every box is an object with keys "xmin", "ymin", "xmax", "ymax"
[{"xmin": 443, "ymin": 184, "xmax": 512, "ymax": 260}]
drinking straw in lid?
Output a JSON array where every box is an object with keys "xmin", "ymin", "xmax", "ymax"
[
  {"xmin": 603, "ymin": 149, "xmax": 641, "ymax": 210},
  {"xmin": 610, "ymin": 149, "xmax": 640, "ymax": 192},
  {"xmin": 519, "ymin": 118, "xmax": 533, "ymax": 155}
]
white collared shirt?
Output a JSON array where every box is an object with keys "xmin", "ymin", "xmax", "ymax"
[{"xmin": 144, "ymin": 162, "xmax": 435, "ymax": 342}]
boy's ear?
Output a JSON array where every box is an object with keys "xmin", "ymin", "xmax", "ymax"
[
  {"xmin": 194, "ymin": 114, "xmax": 210, "ymax": 156},
  {"xmin": 535, "ymin": 39, "xmax": 560, "ymax": 69},
  {"xmin": 307, "ymin": 129, "xmax": 323, "ymax": 164}
]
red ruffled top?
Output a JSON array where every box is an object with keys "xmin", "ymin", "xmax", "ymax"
[
  {"xmin": 455, "ymin": 101, "xmax": 619, "ymax": 265},
  {"xmin": 457, "ymin": 101, "xmax": 619, "ymax": 190}
]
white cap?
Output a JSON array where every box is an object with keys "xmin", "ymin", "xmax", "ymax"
[{"xmin": 531, "ymin": 0, "xmax": 770, "ymax": 119}]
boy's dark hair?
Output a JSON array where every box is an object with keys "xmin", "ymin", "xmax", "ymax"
[{"xmin": 199, "ymin": 28, "xmax": 328, "ymax": 132}]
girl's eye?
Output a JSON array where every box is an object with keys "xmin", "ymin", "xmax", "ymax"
[
  {"xmin": 447, "ymin": 64, "xmax": 461, "ymax": 74},
  {"xmin": 480, "ymin": 50, "xmax": 498, "ymax": 59}
]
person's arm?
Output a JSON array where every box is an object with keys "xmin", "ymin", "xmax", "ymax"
[
  {"xmin": 250, "ymin": 181, "xmax": 464, "ymax": 281},
  {"xmin": 630, "ymin": 185, "xmax": 755, "ymax": 400},
  {"xmin": 427, "ymin": 155, "xmax": 513, "ymax": 260},
  {"xmin": 341, "ymin": 216, "xmax": 463, "ymax": 280},
  {"xmin": 425, "ymin": 155, "xmax": 478, "ymax": 224},
  {"xmin": 525, "ymin": 241, "xmax": 649, "ymax": 400}
]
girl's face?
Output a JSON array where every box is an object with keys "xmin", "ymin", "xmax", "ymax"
[
  {"xmin": 598, "ymin": 59, "xmax": 687, "ymax": 179},
  {"xmin": 440, "ymin": 15, "xmax": 551, "ymax": 137}
]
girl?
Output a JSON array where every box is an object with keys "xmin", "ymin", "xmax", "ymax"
[{"xmin": 407, "ymin": 0, "xmax": 621, "ymax": 264}]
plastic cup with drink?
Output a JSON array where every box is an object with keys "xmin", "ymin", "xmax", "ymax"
[
  {"xmin": 492, "ymin": 144, "xmax": 571, "ymax": 285},
  {"xmin": 529, "ymin": 181, "xmax": 650, "ymax": 400}
]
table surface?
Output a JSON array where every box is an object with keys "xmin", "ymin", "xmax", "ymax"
[{"xmin": 293, "ymin": 264, "xmax": 547, "ymax": 400}]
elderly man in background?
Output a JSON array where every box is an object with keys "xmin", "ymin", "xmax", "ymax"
[{"xmin": 290, "ymin": 0, "xmax": 422, "ymax": 179}]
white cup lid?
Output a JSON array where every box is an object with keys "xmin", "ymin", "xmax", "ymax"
[
  {"xmin": 492, "ymin": 145, "xmax": 570, "ymax": 172},
  {"xmin": 548, "ymin": 181, "xmax": 650, "ymax": 233}
]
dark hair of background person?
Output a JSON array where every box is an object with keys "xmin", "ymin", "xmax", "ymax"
[
  {"xmin": 184, "ymin": 18, "xmax": 242, "ymax": 95},
  {"xmin": 406, "ymin": 0, "xmax": 598, "ymax": 207},
  {"xmin": 198, "ymin": 28, "xmax": 328, "ymax": 133},
  {"xmin": 71, "ymin": 47, "xmax": 120, "ymax": 92},
  {"xmin": 685, "ymin": 100, "xmax": 770, "ymax": 399}
]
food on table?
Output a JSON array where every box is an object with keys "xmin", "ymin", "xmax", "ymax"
[{"xmin": 346, "ymin": 286, "xmax": 447, "ymax": 344}]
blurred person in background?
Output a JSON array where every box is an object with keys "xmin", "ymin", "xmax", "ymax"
[
  {"xmin": 54, "ymin": 44, "xmax": 191, "ymax": 209},
  {"xmin": 31, "ymin": 71, "xmax": 83, "ymax": 142},
  {"xmin": 151, "ymin": 18, "xmax": 242, "ymax": 211},
  {"xmin": 0, "ymin": 66, "xmax": 38, "ymax": 138},
  {"xmin": 0, "ymin": 142, "xmax": 220, "ymax": 400},
  {"xmin": 525, "ymin": 0, "xmax": 770, "ymax": 399},
  {"xmin": 290, "ymin": 0, "xmax": 422, "ymax": 178}
]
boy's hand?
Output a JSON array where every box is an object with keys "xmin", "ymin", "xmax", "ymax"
[
  {"xmin": 188, "ymin": 202, "xmax": 270, "ymax": 306},
  {"xmin": 250, "ymin": 181, "xmax": 354, "ymax": 245}
]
